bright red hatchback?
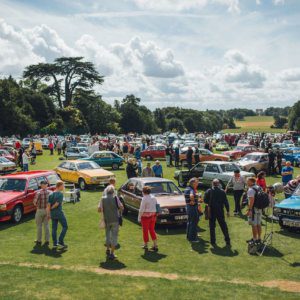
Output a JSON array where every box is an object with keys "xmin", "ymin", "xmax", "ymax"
[{"xmin": 0, "ymin": 171, "xmax": 59, "ymax": 223}]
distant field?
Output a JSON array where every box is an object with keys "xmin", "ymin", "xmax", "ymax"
[{"xmin": 223, "ymin": 116, "xmax": 287, "ymax": 133}]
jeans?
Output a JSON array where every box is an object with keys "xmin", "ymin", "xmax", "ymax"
[
  {"xmin": 209, "ymin": 213, "xmax": 230, "ymax": 244},
  {"xmin": 233, "ymin": 190, "xmax": 243, "ymax": 213},
  {"xmin": 23, "ymin": 164, "xmax": 28, "ymax": 172},
  {"xmin": 51, "ymin": 212, "xmax": 68, "ymax": 245},
  {"xmin": 186, "ymin": 205, "xmax": 199, "ymax": 241},
  {"xmin": 105, "ymin": 222, "xmax": 119, "ymax": 247}
]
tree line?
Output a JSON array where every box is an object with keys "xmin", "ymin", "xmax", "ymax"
[{"xmin": 0, "ymin": 56, "xmax": 299, "ymax": 136}]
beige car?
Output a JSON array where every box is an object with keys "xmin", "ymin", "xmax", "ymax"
[{"xmin": 236, "ymin": 152, "xmax": 268, "ymax": 175}]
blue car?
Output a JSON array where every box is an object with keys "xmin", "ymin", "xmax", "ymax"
[
  {"xmin": 282, "ymin": 147, "xmax": 300, "ymax": 166},
  {"xmin": 274, "ymin": 187, "xmax": 300, "ymax": 230}
]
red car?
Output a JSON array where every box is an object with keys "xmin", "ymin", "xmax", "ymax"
[
  {"xmin": 0, "ymin": 170, "xmax": 60, "ymax": 223},
  {"xmin": 141, "ymin": 145, "xmax": 166, "ymax": 160},
  {"xmin": 0, "ymin": 149, "xmax": 15, "ymax": 162},
  {"xmin": 223, "ymin": 144, "xmax": 259, "ymax": 160}
]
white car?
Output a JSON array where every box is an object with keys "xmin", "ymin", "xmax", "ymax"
[{"xmin": 0, "ymin": 157, "xmax": 17, "ymax": 175}]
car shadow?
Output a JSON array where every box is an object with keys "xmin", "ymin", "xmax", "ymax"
[
  {"xmin": 290, "ymin": 262, "xmax": 300, "ymax": 267},
  {"xmin": 190, "ymin": 238, "xmax": 210, "ymax": 254},
  {"xmin": 30, "ymin": 244, "xmax": 67, "ymax": 258},
  {"xmin": 141, "ymin": 250, "xmax": 167, "ymax": 263},
  {"xmin": 99, "ymin": 259, "xmax": 126, "ymax": 270},
  {"xmin": 0, "ymin": 212, "xmax": 35, "ymax": 231},
  {"xmin": 210, "ymin": 245, "xmax": 239, "ymax": 257},
  {"xmin": 276, "ymin": 229, "xmax": 300, "ymax": 238}
]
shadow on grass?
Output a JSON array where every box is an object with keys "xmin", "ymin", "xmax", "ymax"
[
  {"xmin": 276, "ymin": 229, "xmax": 300, "ymax": 238},
  {"xmin": 0, "ymin": 212, "xmax": 35, "ymax": 231},
  {"xmin": 30, "ymin": 244, "xmax": 67, "ymax": 258},
  {"xmin": 210, "ymin": 245, "xmax": 239, "ymax": 257},
  {"xmin": 290, "ymin": 262, "xmax": 300, "ymax": 267},
  {"xmin": 141, "ymin": 250, "xmax": 167, "ymax": 263},
  {"xmin": 258, "ymin": 246, "xmax": 284, "ymax": 257},
  {"xmin": 100, "ymin": 259, "xmax": 126, "ymax": 270},
  {"xmin": 191, "ymin": 238, "xmax": 209, "ymax": 254}
]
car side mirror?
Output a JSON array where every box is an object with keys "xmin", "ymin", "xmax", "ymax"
[{"xmin": 27, "ymin": 189, "xmax": 35, "ymax": 194}]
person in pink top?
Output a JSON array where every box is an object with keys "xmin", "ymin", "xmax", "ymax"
[{"xmin": 49, "ymin": 141, "xmax": 54, "ymax": 155}]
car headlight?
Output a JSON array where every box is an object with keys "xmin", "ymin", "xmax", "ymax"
[
  {"xmin": 91, "ymin": 177, "xmax": 98, "ymax": 182},
  {"xmin": 0, "ymin": 204, "xmax": 7, "ymax": 210},
  {"xmin": 160, "ymin": 208, "xmax": 169, "ymax": 215}
]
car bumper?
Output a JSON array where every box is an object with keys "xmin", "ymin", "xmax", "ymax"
[
  {"xmin": 278, "ymin": 215, "xmax": 300, "ymax": 228},
  {"xmin": 0, "ymin": 209, "xmax": 13, "ymax": 221},
  {"xmin": 157, "ymin": 214, "xmax": 188, "ymax": 225},
  {"xmin": 0, "ymin": 168, "xmax": 17, "ymax": 175}
]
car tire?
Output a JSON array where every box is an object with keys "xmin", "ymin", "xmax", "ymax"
[
  {"xmin": 112, "ymin": 163, "xmax": 119, "ymax": 170},
  {"xmin": 79, "ymin": 178, "xmax": 87, "ymax": 190},
  {"xmin": 12, "ymin": 205, "xmax": 23, "ymax": 223},
  {"xmin": 146, "ymin": 155, "xmax": 152, "ymax": 161},
  {"xmin": 120, "ymin": 198, "xmax": 128, "ymax": 216},
  {"xmin": 249, "ymin": 168, "xmax": 257, "ymax": 175}
]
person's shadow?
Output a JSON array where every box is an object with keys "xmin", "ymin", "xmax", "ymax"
[
  {"xmin": 191, "ymin": 238, "xmax": 209, "ymax": 254},
  {"xmin": 141, "ymin": 250, "xmax": 167, "ymax": 263},
  {"xmin": 30, "ymin": 244, "xmax": 67, "ymax": 258},
  {"xmin": 210, "ymin": 244, "xmax": 239, "ymax": 257},
  {"xmin": 100, "ymin": 259, "xmax": 126, "ymax": 270}
]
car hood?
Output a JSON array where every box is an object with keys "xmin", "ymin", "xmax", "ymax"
[
  {"xmin": 0, "ymin": 191, "xmax": 24, "ymax": 204},
  {"xmin": 155, "ymin": 194, "xmax": 186, "ymax": 208},
  {"xmin": 223, "ymin": 150, "xmax": 242, "ymax": 155},
  {"xmin": 214, "ymin": 153, "xmax": 229, "ymax": 159},
  {"xmin": 79, "ymin": 169, "xmax": 114, "ymax": 177},
  {"xmin": 275, "ymin": 196, "xmax": 300, "ymax": 209},
  {"xmin": 237, "ymin": 160, "xmax": 257, "ymax": 167}
]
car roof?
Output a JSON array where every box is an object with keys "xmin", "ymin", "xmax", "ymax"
[
  {"xmin": 201, "ymin": 161, "xmax": 233, "ymax": 165},
  {"xmin": 244, "ymin": 152, "xmax": 267, "ymax": 156},
  {"xmin": 1, "ymin": 170, "xmax": 56, "ymax": 179},
  {"xmin": 127, "ymin": 177, "xmax": 173, "ymax": 183}
]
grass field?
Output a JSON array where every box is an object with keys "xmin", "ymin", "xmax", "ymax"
[
  {"xmin": 223, "ymin": 116, "xmax": 287, "ymax": 133},
  {"xmin": 0, "ymin": 153, "xmax": 300, "ymax": 299}
]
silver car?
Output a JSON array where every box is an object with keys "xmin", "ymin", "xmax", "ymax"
[{"xmin": 236, "ymin": 152, "xmax": 269, "ymax": 175}]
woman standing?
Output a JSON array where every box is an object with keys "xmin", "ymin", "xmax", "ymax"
[
  {"xmin": 98, "ymin": 186, "xmax": 123, "ymax": 260},
  {"xmin": 138, "ymin": 186, "xmax": 158, "ymax": 251},
  {"xmin": 256, "ymin": 171, "xmax": 267, "ymax": 192},
  {"xmin": 126, "ymin": 158, "xmax": 138, "ymax": 179}
]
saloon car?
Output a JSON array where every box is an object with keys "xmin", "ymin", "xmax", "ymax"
[
  {"xmin": 0, "ymin": 157, "xmax": 17, "ymax": 175},
  {"xmin": 0, "ymin": 149, "xmax": 15, "ymax": 162},
  {"xmin": 54, "ymin": 160, "xmax": 115, "ymax": 190},
  {"xmin": 274, "ymin": 185, "xmax": 300, "ymax": 230},
  {"xmin": 174, "ymin": 161, "xmax": 254, "ymax": 188},
  {"xmin": 83, "ymin": 151, "xmax": 124, "ymax": 170},
  {"xmin": 0, "ymin": 171, "xmax": 59, "ymax": 223},
  {"xmin": 282, "ymin": 147, "xmax": 300, "ymax": 166},
  {"xmin": 223, "ymin": 145, "xmax": 258, "ymax": 160},
  {"xmin": 65, "ymin": 147, "xmax": 89, "ymax": 160},
  {"xmin": 236, "ymin": 152, "xmax": 269, "ymax": 175},
  {"xmin": 141, "ymin": 145, "xmax": 166, "ymax": 160},
  {"xmin": 118, "ymin": 177, "xmax": 187, "ymax": 224}
]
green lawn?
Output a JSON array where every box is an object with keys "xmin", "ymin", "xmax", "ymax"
[
  {"xmin": 223, "ymin": 116, "xmax": 287, "ymax": 133},
  {"xmin": 0, "ymin": 153, "xmax": 300, "ymax": 299}
]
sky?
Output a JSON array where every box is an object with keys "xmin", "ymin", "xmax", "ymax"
[{"xmin": 0, "ymin": 0, "xmax": 300, "ymax": 110}]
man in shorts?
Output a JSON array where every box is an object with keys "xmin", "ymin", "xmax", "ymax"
[{"xmin": 246, "ymin": 177, "xmax": 262, "ymax": 245}]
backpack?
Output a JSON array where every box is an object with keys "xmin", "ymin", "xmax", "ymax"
[{"xmin": 253, "ymin": 187, "xmax": 269, "ymax": 209}]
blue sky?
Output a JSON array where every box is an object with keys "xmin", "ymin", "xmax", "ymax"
[{"xmin": 0, "ymin": 0, "xmax": 299, "ymax": 109}]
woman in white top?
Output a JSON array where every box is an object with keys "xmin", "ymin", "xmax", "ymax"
[{"xmin": 138, "ymin": 186, "xmax": 158, "ymax": 251}]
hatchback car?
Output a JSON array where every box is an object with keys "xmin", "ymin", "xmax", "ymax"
[
  {"xmin": 236, "ymin": 152, "xmax": 268, "ymax": 175},
  {"xmin": 118, "ymin": 177, "xmax": 187, "ymax": 224},
  {"xmin": 83, "ymin": 151, "xmax": 124, "ymax": 170},
  {"xmin": 141, "ymin": 145, "xmax": 166, "ymax": 160}
]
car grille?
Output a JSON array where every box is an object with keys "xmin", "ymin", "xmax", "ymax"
[
  {"xmin": 96, "ymin": 176, "xmax": 111, "ymax": 180},
  {"xmin": 169, "ymin": 207, "xmax": 186, "ymax": 214},
  {"xmin": 281, "ymin": 209, "xmax": 300, "ymax": 216}
]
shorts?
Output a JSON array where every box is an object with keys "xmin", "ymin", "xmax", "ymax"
[{"xmin": 248, "ymin": 209, "xmax": 262, "ymax": 226}]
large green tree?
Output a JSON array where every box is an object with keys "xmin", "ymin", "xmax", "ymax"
[{"xmin": 288, "ymin": 100, "xmax": 300, "ymax": 130}]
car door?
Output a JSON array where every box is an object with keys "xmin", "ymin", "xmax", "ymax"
[
  {"xmin": 200, "ymin": 149, "xmax": 210, "ymax": 161},
  {"xmin": 132, "ymin": 181, "xmax": 143, "ymax": 209},
  {"xmin": 25, "ymin": 178, "xmax": 39, "ymax": 213},
  {"xmin": 157, "ymin": 146, "xmax": 166, "ymax": 158},
  {"xmin": 91, "ymin": 152, "xmax": 102, "ymax": 166},
  {"xmin": 100, "ymin": 152, "xmax": 114, "ymax": 167},
  {"xmin": 67, "ymin": 162, "xmax": 78, "ymax": 183},
  {"xmin": 190, "ymin": 163, "xmax": 207, "ymax": 181},
  {"xmin": 203, "ymin": 163, "xmax": 220, "ymax": 186},
  {"xmin": 57, "ymin": 162, "xmax": 70, "ymax": 181},
  {"xmin": 122, "ymin": 179, "xmax": 137, "ymax": 209}
]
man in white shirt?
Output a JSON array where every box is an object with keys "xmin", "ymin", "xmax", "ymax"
[{"xmin": 22, "ymin": 151, "xmax": 29, "ymax": 172}]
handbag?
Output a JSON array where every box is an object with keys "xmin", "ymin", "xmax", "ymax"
[{"xmin": 115, "ymin": 197, "xmax": 123, "ymax": 226}]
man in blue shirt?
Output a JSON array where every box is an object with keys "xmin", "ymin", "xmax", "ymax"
[
  {"xmin": 281, "ymin": 161, "xmax": 294, "ymax": 186},
  {"xmin": 152, "ymin": 161, "xmax": 163, "ymax": 178}
]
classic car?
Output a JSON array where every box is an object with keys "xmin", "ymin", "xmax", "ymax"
[
  {"xmin": 174, "ymin": 161, "xmax": 254, "ymax": 188},
  {"xmin": 272, "ymin": 143, "xmax": 289, "ymax": 152},
  {"xmin": 215, "ymin": 141, "xmax": 230, "ymax": 151},
  {"xmin": 0, "ymin": 157, "xmax": 17, "ymax": 175},
  {"xmin": 54, "ymin": 160, "xmax": 115, "ymax": 190},
  {"xmin": 83, "ymin": 151, "xmax": 124, "ymax": 170},
  {"xmin": 22, "ymin": 138, "xmax": 31, "ymax": 148},
  {"xmin": 0, "ymin": 149, "xmax": 15, "ymax": 162},
  {"xmin": 65, "ymin": 147, "xmax": 89, "ymax": 160},
  {"xmin": 0, "ymin": 170, "xmax": 59, "ymax": 223},
  {"xmin": 274, "ymin": 185, "xmax": 300, "ymax": 230},
  {"xmin": 236, "ymin": 152, "xmax": 269, "ymax": 174},
  {"xmin": 282, "ymin": 140, "xmax": 295, "ymax": 148},
  {"xmin": 40, "ymin": 138, "xmax": 50, "ymax": 149},
  {"xmin": 179, "ymin": 148, "xmax": 229, "ymax": 166},
  {"xmin": 283, "ymin": 147, "xmax": 300, "ymax": 166},
  {"xmin": 141, "ymin": 145, "xmax": 166, "ymax": 160},
  {"xmin": 223, "ymin": 144, "xmax": 258, "ymax": 160},
  {"xmin": 118, "ymin": 177, "xmax": 188, "ymax": 225}
]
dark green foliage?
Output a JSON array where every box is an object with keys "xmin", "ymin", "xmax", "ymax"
[
  {"xmin": 288, "ymin": 100, "xmax": 300, "ymax": 130},
  {"xmin": 265, "ymin": 106, "xmax": 290, "ymax": 117},
  {"xmin": 273, "ymin": 114, "xmax": 288, "ymax": 129}
]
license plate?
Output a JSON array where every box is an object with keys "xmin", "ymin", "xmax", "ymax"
[
  {"xmin": 283, "ymin": 220, "xmax": 300, "ymax": 227},
  {"xmin": 175, "ymin": 215, "xmax": 188, "ymax": 220}
]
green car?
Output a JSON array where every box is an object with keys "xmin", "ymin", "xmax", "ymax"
[
  {"xmin": 215, "ymin": 142, "xmax": 229, "ymax": 151},
  {"xmin": 83, "ymin": 151, "xmax": 124, "ymax": 170}
]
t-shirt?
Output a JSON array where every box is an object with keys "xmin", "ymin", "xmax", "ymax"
[
  {"xmin": 282, "ymin": 166, "xmax": 293, "ymax": 183},
  {"xmin": 247, "ymin": 185, "xmax": 262, "ymax": 213},
  {"xmin": 48, "ymin": 191, "xmax": 64, "ymax": 218},
  {"xmin": 22, "ymin": 153, "xmax": 29, "ymax": 164}
]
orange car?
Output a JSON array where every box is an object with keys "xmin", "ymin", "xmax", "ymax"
[{"xmin": 179, "ymin": 148, "xmax": 229, "ymax": 166}]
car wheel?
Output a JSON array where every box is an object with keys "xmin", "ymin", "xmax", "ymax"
[
  {"xmin": 12, "ymin": 205, "xmax": 23, "ymax": 223},
  {"xmin": 79, "ymin": 178, "xmax": 87, "ymax": 190},
  {"xmin": 249, "ymin": 168, "xmax": 257, "ymax": 175},
  {"xmin": 120, "ymin": 198, "xmax": 128, "ymax": 216},
  {"xmin": 146, "ymin": 155, "xmax": 152, "ymax": 161},
  {"xmin": 112, "ymin": 163, "xmax": 119, "ymax": 170}
]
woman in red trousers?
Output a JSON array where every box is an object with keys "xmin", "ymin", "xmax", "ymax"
[{"xmin": 138, "ymin": 186, "xmax": 158, "ymax": 251}]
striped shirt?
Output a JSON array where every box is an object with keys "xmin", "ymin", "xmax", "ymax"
[
  {"xmin": 34, "ymin": 189, "xmax": 51, "ymax": 209},
  {"xmin": 283, "ymin": 180, "xmax": 299, "ymax": 196}
]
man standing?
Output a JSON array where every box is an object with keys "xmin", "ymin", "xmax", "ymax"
[
  {"xmin": 184, "ymin": 178, "xmax": 201, "ymax": 243},
  {"xmin": 33, "ymin": 181, "xmax": 51, "ymax": 246},
  {"xmin": 22, "ymin": 151, "xmax": 29, "ymax": 172},
  {"xmin": 268, "ymin": 149, "xmax": 275, "ymax": 175},
  {"xmin": 152, "ymin": 161, "xmax": 163, "ymax": 178},
  {"xmin": 142, "ymin": 163, "xmax": 155, "ymax": 177},
  {"xmin": 281, "ymin": 161, "xmax": 294, "ymax": 186},
  {"xmin": 246, "ymin": 177, "xmax": 262, "ymax": 245},
  {"xmin": 204, "ymin": 179, "xmax": 230, "ymax": 247},
  {"xmin": 165, "ymin": 145, "xmax": 171, "ymax": 167},
  {"xmin": 174, "ymin": 146, "xmax": 180, "ymax": 168},
  {"xmin": 186, "ymin": 146, "xmax": 193, "ymax": 170},
  {"xmin": 194, "ymin": 146, "xmax": 200, "ymax": 165},
  {"xmin": 276, "ymin": 149, "xmax": 282, "ymax": 174}
]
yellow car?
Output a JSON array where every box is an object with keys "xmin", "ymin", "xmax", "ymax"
[{"xmin": 54, "ymin": 160, "xmax": 115, "ymax": 190}]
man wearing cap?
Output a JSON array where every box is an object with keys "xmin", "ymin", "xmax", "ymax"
[
  {"xmin": 33, "ymin": 181, "xmax": 52, "ymax": 246},
  {"xmin": 204, "ymin": 179, "xmax": 230, "ymax": 247}
]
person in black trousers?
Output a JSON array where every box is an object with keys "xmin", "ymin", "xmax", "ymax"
[
  {"xmin": 268, "ymin": 149, "xmax": 275, "ymax": 175},
  {"xmin": 186, "ymin": 146, "xmax": 193, "ymax": 170},
  {"xmin": 194, "ymin": 146, "xmax": 200, "ymax": 165},
  {"xmin": 276, "ymin": 149, "xmax": 282, "ymax": 174},
  {"xmin": 204, "ymin": 179, "xmax": 231, "ymax": 247}
]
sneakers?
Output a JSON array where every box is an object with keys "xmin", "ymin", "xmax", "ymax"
[
  {"xmin": 106, "ymin": 249, "xmax": 110, "ymax": 256},
  {"xmin": 57, "ymin": 243, "xmax": 68, "ymax": 249},
  {"xmin": 43, "ymin": 241, "xmax": 50, "ymax": 247},
  {"xmin": 141, "ymin": 245, "xmax": 148, "ymax": 250},
  {"xmin": 34, "ymin": 240, "xmax": 42, "ymax": 246},
  {"xmin": 150, "ymin": 246, "xmax": 159, "ymax": 252},
  {"xmin": 109, "ymin": 253, "xmax": 117, "ymax": 260}
]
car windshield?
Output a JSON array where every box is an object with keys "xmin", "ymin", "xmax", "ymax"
[
  {"xmin": 0, "ymin": 179, "xmax": 26, "ymax": 191},
  {"xmin": 0, "ymin": 157, "xmax": 10, "ymax": 163},
  {"xmin": 146, "ymin": 181, "xmax": 182, "ymax": 195},
  {"xmin": 77, "ymin": 161, "xmax": 100, "ymax": 170},
  {"xmin": 234, "ymin": 146, "xmax": 244, "ymax": 151},
  {"xmin": 240, "ymin": 155, "xmax": 260, "ymax": 162},
  {"xmin": 220, "ymin": 163, "xmax": 240, "ymax": 173}
]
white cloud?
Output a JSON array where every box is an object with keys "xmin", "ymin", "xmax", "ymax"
[
  {"xmin": 224, "ymin": 49, "xmax": 249, "ymax": 65},
  {"xmin": 280, "ymin": 68, "xmax": 300, "ymax": 82},
  {"xmin": 273, "ymin": 0, "xmax": 285, "ymax": 5}
]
